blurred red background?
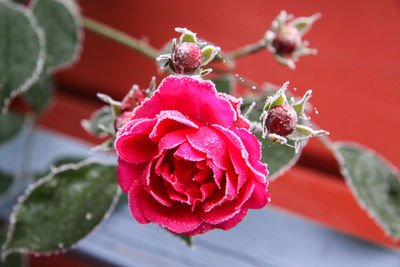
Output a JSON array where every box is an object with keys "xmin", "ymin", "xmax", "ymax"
[{"xmin": 37, "ymin": 0, "xmax": 400, "ymax": 247}]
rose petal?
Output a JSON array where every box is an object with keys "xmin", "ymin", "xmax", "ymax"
[
  {"xmin": 246, "ymin": 182, "xmax": 270, "ymax": 209},
  {"xmin": 207, "ymin": 160, "xmax": 224, "ymax": 188},
  {"xmin": 179, "ymin": 207, "xmax": 248, "ymax": 235},
  {"xmin": 150, "ymin": 110, "xmax": 199, "ymax": 142},
  {"xmin": 158, "ymin": 128, "xmax": 195, "ymax": 154},
  {"xmin": 218, "ymin": 93, "xmax": 250, "ymax": 129},
  {"xmin": 115, "ymin": 118, "xmax": 157, "ymax": 163},
  {"xmin": 148, "ymin": 170, "xmax": 175, "ymax": 207},
  {"xmin": 133, "ymin": 76, "xmax": 237, "ymax": 127},
  {"xmin": 193, "ymin": 168, "xmax": 212, "ymax": 184},
  {"xmin": 117, "ymin": 158, "xmax": 146, "ymax": 193},
  {"xmin": 141, "ymin": 197, "xmax": 202, "ymax": 233},
  {"xmin": 128, "ymin": 180, "xmax": 150, "ymax": 224},
  {"xmin": 175, "ymin": 223, "xmax": 214, "ymax": 236},
  {"xmin": 216, "ymin": 208, "xmax": 248, "ymax": 230},
  {"xmin": 234, "ymin": 128, "xmax": 269, "ymax": 184},
  {"xmin": 187, "ymin": 126, "xmax": 230, "ymax": 170},
  {"xmin": 200, "ymin": 180, "xmax": 254, "ymax": 224},
  {"xmin": 174, "ymin": 141, "xmax": 206, "ymax": 162}
]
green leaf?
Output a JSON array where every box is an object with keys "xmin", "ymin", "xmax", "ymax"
[
  {"xmin": 0, "ymin": 171, "xmax": 13, "ymax": 199},
  {"xmin": 212, "ymin": 75, "xmax": 235, "ymax": 95},
  {"xmin": 32, "ymin": 156, "xmax": 84, "ymax": 182},
  {"xmin": 175, "ymin": 28, "xmax": 197, "ymax": 43},
  {"xmin": 0, "ymin": 1, "xmax": 45, "ymax": 111},
  {"xmin": 334, "ymin": 143, "xmax": 400, "ymax": 240},
  {"xmin": 22, "ymin": 74, "xmax": 53, "ymax": 113},
  {"xmin": 81, "ymin": 106, "xmax": 115, "ymax": 137},
  {"xmin": 0, "ymin": 231, "xmax": 25, "ymax": 267},
  {"xmin": 255, "ymin": 131, "xmax": 305, "ymax": 180},
  {"xmin": 287, "ymin": 125, "xmax": 328, "ymax": 141},
  {"xmin": 201, "ymin": 45, "xmax": 220, "ymax": 66},
  {"xmin": 32, "ymin": 0, "xmax": 82, "ymax": 72},
  {"xmin": 291, "ymin": 13, "xmax": 321, "ymax": 35},
  {"xmin": 2, "ymin": 159, "xmax": 120, "ymax": 256},
  {"xmin": 0, "ymin": 112, "xmax": 24, "ymax": 147},
  {"xmin": 173, "ymin": 233, "xmax": 193, "ymax": 248}
]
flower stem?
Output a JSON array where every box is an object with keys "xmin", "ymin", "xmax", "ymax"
[
  {"xmin": 227, "ymin": 40, "xmax": 267, "ymax": 60},
  {"xmin": 82, "ymin": 17, "xmax": 160, "ymax": 60}
]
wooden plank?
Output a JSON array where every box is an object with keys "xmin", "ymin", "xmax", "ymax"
[{"xmin": 0, "ymin": 128, "xmax": 399, "ymax": 266}]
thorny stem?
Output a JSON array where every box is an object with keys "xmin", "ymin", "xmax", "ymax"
[
  {"xmin": 226, "ymin": 39, "xmax": 268, "ymax": 60},
  {"xmin": 82, "ymin": 17, "xmax": 160, "ymax": 60}
]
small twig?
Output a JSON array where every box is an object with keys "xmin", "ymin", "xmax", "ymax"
[
  {"xmin": 226, "ymin": 39, "xmax": 267, "ymax": 60},
  {"xmin": 82, "ymin": 17, "xmax": 160, "ymax": 60}
]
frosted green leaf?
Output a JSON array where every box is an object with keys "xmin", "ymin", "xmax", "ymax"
[
  {"xmin": 255, "ymin": 131, "xmax": 305, "ymax": 180},
  {"xmin": 22, "ymin": 74, "xmax": 53, "ymax": 113},
  {"xmin": 2, "ymin": 159, "xmax": 120, "ymax": 257},
  {"xmin": 0, "ymin": 231, "xmax": 25, "ymax": 267},
  {"xmin": 201, "ymin": 45, "xmax": 220, "ymax": 66},
  {"xmin": 32, "ymin": 0, "xmax": 82, "ymax": 72},
  {"xmin": 81, "ymin": 106, "xmax": 115, "ymax": 137},
  {"xmin": 0, "ymin": 112, "xmax": 24, "ymax": 147},
  {"xmin": 0, "ymin": 1, "xmax": 45, "ymax": 111},
  {"xmin": 334, "ymin": 143, "xmax": 400, "ymax": 240}
]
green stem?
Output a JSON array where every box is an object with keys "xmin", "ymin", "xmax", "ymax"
[
  {"xmin": 227, "ymin": 39, "xmax": 267, "ymax": 60},
  {"xmin": 82, "ymin": 17, "xmax": 159, "ymax": 60}
]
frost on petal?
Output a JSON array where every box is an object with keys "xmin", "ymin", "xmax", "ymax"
[
  {"xmin": 216, "ymin": 208, "xmax": 248, "ymax": 230},
  {"xmin": 200, "ymin": 180, "xmax": 254, "ymax": 224},
  {"xmin": 174, "ymin": 141, "xmax": 206, "ymax": 162},
  {"xmin": 186, "ymin": 126, "xmax": 230, "ymax": 170},
  {"xmin": 140, "ymin": 195, "xmax": 203, "ymax": 233},
  {"xmin": 157, "ymin": 128, "xmax": 195, "ymax": 155},
  {"xmin": 115, "ymin": 118, "xmax": 157, "ymax": 163},
  {"xmin": 234, "ymin": 128, "xmax": 269, "ymax": 184},
  {"xmin": 117, "ymin": 158, "xmax": 146, "ymax": 193},
  {"xmin": 218, "ymin": 93, "xmax": 250, "ymax": 129},
  {"xmin": 149, "ymin": 110, "xmax": 199, "ymax": 142},
  {"xmin": 133, "ymin": 76, "xmax": 237, "ymax": 127}
]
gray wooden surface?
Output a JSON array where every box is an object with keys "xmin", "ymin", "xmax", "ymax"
[{"xmin": 1, "ymin": 127, "xmax": 399, "ymax": 267}]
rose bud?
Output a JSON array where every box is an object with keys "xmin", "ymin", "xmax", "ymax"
[
  {"xmin": 172, "ymin": 42, "xmax": 202, "ymax": 74},
  {"xmin": 114, "ymin": 111, "xmax": 132, "ymax": 131},
  {"xmin": 272, "ymin": 24, "xmax": 301, "ymax": 56},
  {"xmin": 120, "ymin": 85, "xmax": 146, "ymax": 113},
  {"xmin": 266, "ymin": 104, "xmax": 298, "ymax": 136}
]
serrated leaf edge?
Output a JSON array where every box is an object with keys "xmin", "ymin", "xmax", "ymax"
[
  {"xmin": 332, "ymin": 141, "xmax": 400, "ymax": 240},
  {"xmin": 1, "ymin": 0, "xmax": 46, "ymax": 113},
  {"xmin": 30, "ymin": 0, "xmax": 83, "ymax": 74},
  {"xmin": 1, "ymin": 158, "xmax": 121, "ymax": 259}
]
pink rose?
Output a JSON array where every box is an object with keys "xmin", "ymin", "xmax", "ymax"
[{"xmin": 115, "ymin": 75, "xmax": 269, "ymax": 235}]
